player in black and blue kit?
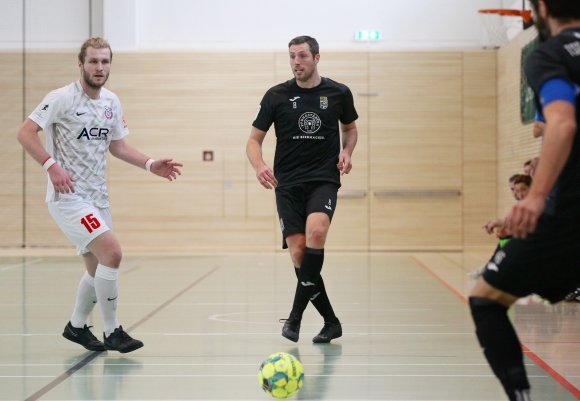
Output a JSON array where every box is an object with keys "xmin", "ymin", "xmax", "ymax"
[
  {"xmin": 469, "ymin": 1, "xmax": 580, "ymax": 400},
  {"xmin": 246, "ymin": 36, "xmax": 358, "ymax": 343}
]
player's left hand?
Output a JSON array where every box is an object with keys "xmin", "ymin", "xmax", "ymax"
[
  {"xmin": 151, "ymin": 158, "xmax": 183, "ymax": 181},
  {"xmin": 505, "ymin": 195, "xmax": 545, "ymax": 238},
  {"xmin": 337, "ymin": 151, "xmax": 352, "ymax": 175}
]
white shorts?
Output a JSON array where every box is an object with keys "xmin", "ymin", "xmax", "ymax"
[{"xmin": 48, "ymin": 199, "xmax": 112, "ymax": 255}]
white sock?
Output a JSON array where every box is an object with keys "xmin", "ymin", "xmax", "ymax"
[
  {"xmin": 70, "ymin": 271, "xmax": 97, "ymax": 328},
  {"xmin": 95, "ymin": 264, "xmax": 120, "ymax": 337}
]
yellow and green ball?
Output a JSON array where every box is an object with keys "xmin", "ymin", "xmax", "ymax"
[{"xmin": 258, "ymin": 352, "xmax": 304, "ymax": 398}]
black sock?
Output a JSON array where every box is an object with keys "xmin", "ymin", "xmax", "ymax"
[
  {"xmin": 294, "ymin": 267, "xmax": 339, "ymax": 324},
  {"xmin": 469, "ymin": 297, "xmax": 530, "ymax": 401},
  {"xmin": 288, "ymin": 247, "xmax": 324, "ymax": 321}
]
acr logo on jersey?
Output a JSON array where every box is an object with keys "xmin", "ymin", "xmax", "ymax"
[{"xmin": 77, "ymin": 127, "xmax": 109, "ymax": 140}]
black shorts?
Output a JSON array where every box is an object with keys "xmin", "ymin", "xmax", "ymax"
[
  {"xmin": 482, "ymin": 208, "xmax": 580, "ymax": 303},
  {"xmin": 275, "ymin": 181, "xmax": 339, "ymax": 249}
]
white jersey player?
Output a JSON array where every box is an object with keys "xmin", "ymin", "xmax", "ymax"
[{"xmin": 17, "ymin": 37, "xmax": 183, "ymax": 353}]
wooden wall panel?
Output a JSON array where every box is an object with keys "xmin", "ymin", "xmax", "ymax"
[
  {"xmin": 24, "ymin": 52, "xmax": 78, "ymax": 248},
  {"xmin": 462, "ymin": 51, "xmax": 498, "ymax": 249},
  {"xmin": 107, "ymin": 53, "xmax": 277, "ymax": 251},
  {"xmin": 0, "ymin": 53, "xmax": 24, "ymax": 247},
  {"xmin": 369, "ymin": 52, "xmax": 463, "ymax": 250},
  {"xmin": 1, "ymin": 50, "xmax": 499, "ymax": 252},
  {"xmin": 497, "ymin": 29, "xmax": 540, "ymax": 217}
]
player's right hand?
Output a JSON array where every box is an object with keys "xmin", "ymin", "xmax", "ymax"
[
  {"xmin": 48, "ymin": 164, "xmax": 75, "ymax": 193},
  {"xmin": 256, "ymin": 164, "xmax": 277, "ymax": 189}
]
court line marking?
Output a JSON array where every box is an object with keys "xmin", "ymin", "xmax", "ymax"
[
  {"xmin": 0, "ymin": 331, "xmax": 476, "ymax": 337},
  {"xmin": 22, "ymin": 266, "xmax": 220, "ymax": 401},
  {"xmin": 1, "ymin": 373, "xmax": 550, "ymax": 378},
  {"xmin": 0, "ymin": 362, "xmax": 537, "ymax": 367},
  {"xmin": 410, "ymin": 255, "xmax": 580, "ymax": 400},
  {"xmin": 0, "ymin": 258, "xmax": 44, "ymax": 272}
]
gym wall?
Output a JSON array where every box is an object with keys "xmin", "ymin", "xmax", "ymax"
[{"xmin": 1, "ymin": 50, "xmax": 498, "ymax": 252}]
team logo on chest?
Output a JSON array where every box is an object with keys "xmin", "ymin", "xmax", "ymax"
[
  {"xmin": 298, "ymin": 112, "xmax": 322, "ymax": 134},
  {"xmin": 320, "ymin": 96, "xmax": 328, "ymax": 109},
  {"xmin": 104, "ymin": 106, "xmax": 113, "ymax": 120}
]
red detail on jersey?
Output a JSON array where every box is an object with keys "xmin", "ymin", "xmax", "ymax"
[{"xmin": 80, "ymin": 213, "xmax": 101, "ymax": 233}]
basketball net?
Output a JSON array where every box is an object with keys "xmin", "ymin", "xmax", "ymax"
[{"xmin": 479, "ymin": 9, "xmax": 532, "ymax": 48}]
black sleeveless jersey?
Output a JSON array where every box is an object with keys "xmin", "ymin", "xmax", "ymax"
[
  {"xmin": 253, "ymin": 77, "xmax": 358, "ymax": 188},
  {"xmin": 525, "ymin": 28, "xmax": 580, "ymax": 209}
]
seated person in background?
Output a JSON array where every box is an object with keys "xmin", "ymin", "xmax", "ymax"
[
  {"xmin": 469, "ymin": 175, "xmax": 532, "ymax": 279},
  {"xmin": 523, "ymin": 157, "xmax": 539, "ymax": 177}
]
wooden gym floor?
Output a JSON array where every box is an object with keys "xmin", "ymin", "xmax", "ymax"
[{"xmin": 1, "ymin": 251, "xmax": 579, "ymax": 400}]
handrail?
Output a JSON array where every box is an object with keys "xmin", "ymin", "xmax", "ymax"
[
  {"xmin": 373, "ymin": 189, "xmax": 461, "ymax": 197},
  {"xmin": 337, "ymin": 190, "xmax": 367, "ymax": 198}
]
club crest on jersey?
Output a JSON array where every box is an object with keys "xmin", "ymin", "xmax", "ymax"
[
  {"xmin": 320, "ymin": 96, "xmax": 328, "ymax": 109},
  {"xmin": 104, "ymin": 106, "xmax": 113, "ymax": 120},
  {"xmin": 298, "ymin": 112, "xmax": 322, "ymax": 134}
]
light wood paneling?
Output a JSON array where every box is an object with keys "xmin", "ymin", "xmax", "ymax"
[
  {"xmin": 369, "ymin": 52, "xmax": 463, "ymax": 250},
  {"xmin": 497, "ymin": 29, "xmax": 541, "ymax": 216},
  {"xmin": 24, "ymin": 52, "xmax": 78, "ymax": 248},
  {"xmin": 0, "ymin": 53, "xmax": 24, "ymax": 247},
  {"xmin": 2, "ymin": 50, "xmax": 499, "ymax": 252},
  {"xmin": 107, "ymin": 53, "xmax": 277, "ymax": 251},
  {"xmin": 462, "ymin": 51, "xmax": 498, "ymax": 249}
]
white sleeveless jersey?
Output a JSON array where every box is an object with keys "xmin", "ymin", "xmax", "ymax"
[{"xmin": 29, "ymin": 81, "xmax": 129, "ymax": 208}]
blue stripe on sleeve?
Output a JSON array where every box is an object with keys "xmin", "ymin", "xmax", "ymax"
[{"xmin": 539, "ymin": 78, "xmax": 577, "ymax": 108}]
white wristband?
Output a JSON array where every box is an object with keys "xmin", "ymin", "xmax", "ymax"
[
  {"xmin": 42, "ymin": 157, "xmax": 56, "ymax": 171},
  {"xmin": 145, "ymin": 158, "xmax": 155, "ymax": 172}
]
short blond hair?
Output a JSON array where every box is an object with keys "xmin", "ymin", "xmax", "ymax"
[{"xmin": 78, "ymin": 37, "xmax": 112, "ymax": 63}]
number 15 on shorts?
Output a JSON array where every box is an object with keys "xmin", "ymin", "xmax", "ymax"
[{"xmin": 80, "ymin": 213, "xmax": 101, "ymax": 233}]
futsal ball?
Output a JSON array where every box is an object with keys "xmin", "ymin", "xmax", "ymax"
[{"xmin": 258, "ymin": 352, "xmax": 304, "ymax": 399}]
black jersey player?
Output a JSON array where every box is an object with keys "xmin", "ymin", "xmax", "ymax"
[
  {"xmin": 469, "ymin": 1, "xmax": 580, "ymax": 400},
  {"xmin": 246, "ymin": 36, "xmax": 358, "ymax": 343}
]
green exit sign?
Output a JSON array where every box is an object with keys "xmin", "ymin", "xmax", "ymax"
[{"xmin": 355, "ymin": 30, "xmax": 381, "ymax": 41}]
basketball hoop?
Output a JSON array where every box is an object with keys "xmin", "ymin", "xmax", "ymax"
[{"xmin": 479, "ymin": 9, "xmax": 533, "ymax": 48}]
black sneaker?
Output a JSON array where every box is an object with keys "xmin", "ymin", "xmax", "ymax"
[
  {"xmin": 104, "ymin": 326, "xmax": 144, "ymax": 353},
  {"xmin": 312, "ymin": 321, "xmax": 342, "ymax": 343},
  {"xmin": 280, "ymin": 319, "xmax": 301, "ymax": 342},
  {"xmin": 62, "ymin": 321, "xmax": 106, "ymax": 351},
  {"xmin": 564, "ymin": 287, "xmax": 580, "ymax": 302}
]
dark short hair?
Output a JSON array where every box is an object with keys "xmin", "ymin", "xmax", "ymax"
[
  {"xmin": 78, "ymin": 37, "xmax": 113, "ymax": 63},
  {"xmin": 288, "ymin": 36, "xmax": 319, "ymax": 57},
  {"xmin": 529, "ymin": 0, "xmax": 580, "ymax": 19},
  {"xmin": 514, "ymin": 174, "xmax": 532, "ymax": 187}
]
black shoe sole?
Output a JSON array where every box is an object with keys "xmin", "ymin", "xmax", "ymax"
[
  {"xmin": 105, "ymin": 342, "xmax": 144, "ymax": 354},
  {"xmin": 62, "ymin": 332, "xmax": 106, "ymax": 352},
  {"xmin": 312, "ymin": 333, "xmax": 342, "ymax": 344},
  {"xmin": 281, "ymin": 332, "xmax": 299, "ymax": 343}
]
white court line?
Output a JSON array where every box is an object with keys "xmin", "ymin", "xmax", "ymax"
[
  {"xmin": 0, "ymin": 331, "xmax": 474, "ymax": 336},
  {"xmin": 0, "ymin": 374, "xmax": 549, "ymax": 379},
  {"xmin": 0, "ymin": 258, "xmax": 44, "ymax": 272},
  {"xmin": 0, "ymin": 362, "xmax": 536, "ymax": 367},
  {"xmin": 207, "ymin": 309, "xmax": 446, "ymax": 326}
]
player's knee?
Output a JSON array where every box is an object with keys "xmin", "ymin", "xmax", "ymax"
[
  {"xmin": 307, "ymin": 226, "xmax": 327, "ymax": 247},
  {"xmin": 103, "ymin": 247, "xmax": 122, "ymax": 268},
  {"xmin": 469, "ymin": 296, "xmax": 507, "ymax": 324}
]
